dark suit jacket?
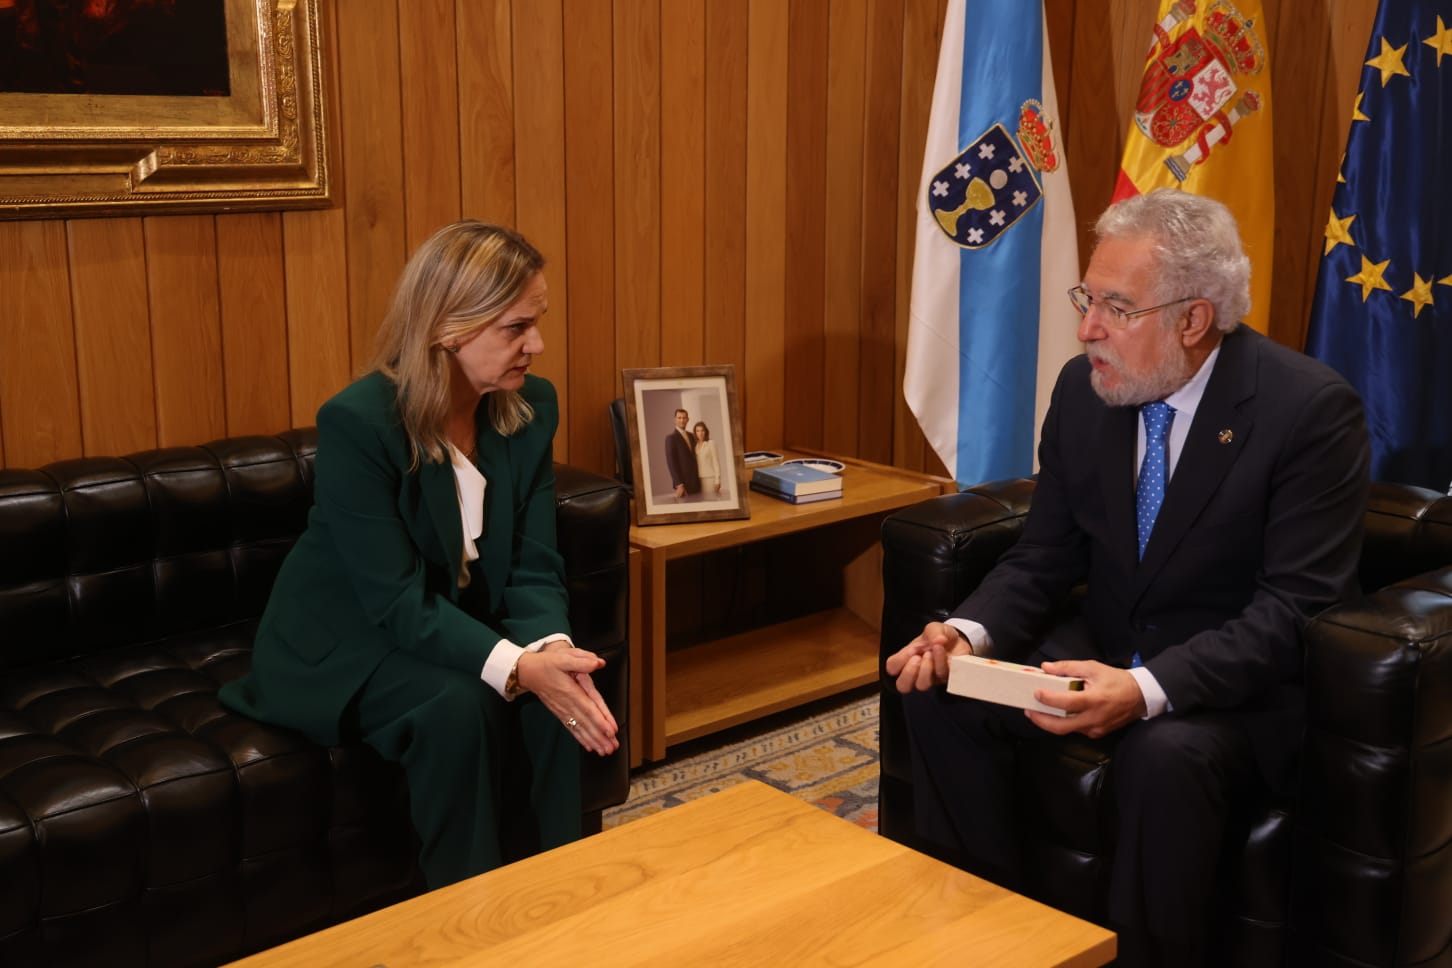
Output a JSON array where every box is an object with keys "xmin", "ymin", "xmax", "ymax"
[
  {"xmin": 665, "ymin": 428, "xmax": 700, "ymax": 493},
  {"xmin": 955, "ymin": 326, "xmax": 1370, "ymax": 786},
  {"xmin": 220, "ymin": 372, "xmax": 570, "ymax": 746}
]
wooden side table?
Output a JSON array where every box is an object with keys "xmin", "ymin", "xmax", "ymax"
[{"xmin": 628, "ymin": 450, "xmax": 953, "ymax": 762}]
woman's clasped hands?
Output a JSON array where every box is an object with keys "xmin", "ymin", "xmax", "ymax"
[{"xmin": 516, "ymin": 641, "xmax": 620, "ymax": 756}]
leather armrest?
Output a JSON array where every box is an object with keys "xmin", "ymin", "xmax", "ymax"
[
  {"xmin": 879, "ymin": 478, "xmax": 1037, "ymax": 666},
  {"xmin": 551, "ymin": 462, "xmax": 631, "ymax": 813},
  {"xmin": 1295, "ymin": 565, "xmax": 1452, "ymax": 964}
]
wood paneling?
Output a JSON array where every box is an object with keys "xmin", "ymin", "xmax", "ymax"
[
  {"xmin": 67, "ymin": 218, "xmax": 156, "ymax": 456},
  {"xmin": 822, "ymin": 0, "xmax": 868, "ymax": 458},
  {"xmin": 0, "ymin": 0, "xmax": 1386, "ymax": 481},
  {"xmin": 562, "ymin": 0, "xmax": 616, "ymax": 475},
  {"xmin": 456, "ymin": 0, "xmax": 512, "ymax": 227},
  {"xmin": 400, "ymin": 0, "xmax": 464, "ymax": 247},
  {"xmin": 512, "ymin": 0, "xmax": 570, "ymax": 454},
  {"xmin": 660, "ymin": 0, "xmax": 707, "ymax": 370},
  {"xmin": 145, "ymin": 215, "xmax": 226, "ymax": 446},
  {"xmin": 613, "ymin": 0, "xmax": 662, "ymax": 376},
  {"xmin": 0, "ymin": 221, "xmax": 81, "ymax": 466},
  {"xmin": 784, "ymin": 0, "xmax": 829, "ymax": 451},
  {"xmin": 217, "ymin": 213, "xmax": 290, "ymax": 437},
  {"xmin": 743, "ymin": 0, "xmax": 789, "ymax": 452}
]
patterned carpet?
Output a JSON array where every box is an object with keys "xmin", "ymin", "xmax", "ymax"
[{"xmin": 603, "ymin": 687, "xmax": 880, "ymax": 832}]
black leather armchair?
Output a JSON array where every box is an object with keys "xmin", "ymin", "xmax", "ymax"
[
  {"xmin": 0, "ymin": 429, "xmax": 630, "ymax": 968},
  {"xmin": 878, "ymin": 479, "xmax": 1452, "ymax": 968}
]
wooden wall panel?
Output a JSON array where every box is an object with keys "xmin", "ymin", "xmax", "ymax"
[
  {"xmin": 457, "ymin": 0, "xmax": 514, "ymax": 227},
  {"xmin": 400, "ymin": 0, "xmax": 464, "ymax": 247},
  {"xmin": 67, "ymin": 219, "xmax": 156, "ymax": 456},
  {"xmin": 562, "ymin": 0, "xmax": 616, "ymax": 474},
  {"xmin": 704, "ymin": 0, "xmax": 749, "ymax": 385},
  {"xmin": 892, "ymin": 0, "xmax": 946, "ymax": 475},
  {"xmin": 660, "ymin": 0, "xmax": 707, "ymax": 369},
  {"xmin": 283, "ymin": 207, "xmax": 352, "ymax": 426},
  {"xmin": 336, "ymin": 0, "xmax": 408, "ymax": 368},
  {"xmin": 613, "ymin": 0, "xmax": 662, "ymax": 375},
  {"xmin": 743, "ymin": 0, "xmax": 789, "ymax": 452},
  {"xmin": 217, "ymin": 213, "xmax": 290, "ymax": 437},
  {"xmin": 145, "ymin": 216, "xmax": 227, "ymax": 446},
  {"xmin": 783, "ymin": 0, "xmax": 829, "ymax": 450},
  {"xmin": 822, "ymin": 0, "xmax": 868, "ymax": 458},
  {"xmin": 858, "ymin": 0, "xmax": 905, "ymax": 465},
  {"xmin": 0, "ymin": 221, "xmax": 81, "ymax": 467},
  {"xmin": 512, "ymin": 0, "xmax": 570, "ymax": 451},
  {"xmin": 0, "ymin": 0, "xmax": 1389, "ymax": 485}
]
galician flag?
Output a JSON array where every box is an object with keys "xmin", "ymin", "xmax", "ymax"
[
  {"xmin": 1113, "ymin": 0, "xmax": 1275, "ymax": 333},
  {"xmin": 905, "ymin": 0, "xmax": 1080, "ymax": 488},
  {"xmin": 1306, "ymin": 0, "xmax": 1452, "ymax": 490}
]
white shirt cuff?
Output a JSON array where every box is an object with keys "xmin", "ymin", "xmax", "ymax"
[
  {"xmin": 945, "ymin": 618, "xmax": 991, "ymax": 653},
  {"xmin": 480, "ymin": 633, "xmax": 574, "ymax": 698},
  {"xmin": 1129, "ymin": 665, "xmax": 1171, "ymax": 718}
]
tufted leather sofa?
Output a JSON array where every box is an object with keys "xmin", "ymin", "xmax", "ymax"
[
  {"xmin": 878, "ymin": 479, "xmax": 1452, "ymax": 968},
  {"xmin": 0, "ymin": 429, "xmax": 630, "ymax": 968}
]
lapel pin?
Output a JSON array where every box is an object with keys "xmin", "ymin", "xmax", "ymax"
[{"xmin": 1218, "ymin": 429, "xmax": 1234, "ymax": 445}]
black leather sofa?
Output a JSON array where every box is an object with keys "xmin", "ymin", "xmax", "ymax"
[
  {"xmin": 0, "ymin": 429, "xmax": 630, "ymax": 968},
  {"xmin": 878, "ymin": 478, "xmax": 1452, "ymax": 968}
]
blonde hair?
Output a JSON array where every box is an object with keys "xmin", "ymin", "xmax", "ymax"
[{"xmin": 370, "ymin": 221, "xmax": 545, "ymax": 469}]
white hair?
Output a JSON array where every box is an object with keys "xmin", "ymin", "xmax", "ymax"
[{"xmin": 1094, "ymin": 188, "xmax": 1250, "ymax": 332}]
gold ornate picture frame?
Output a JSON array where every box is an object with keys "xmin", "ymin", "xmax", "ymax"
[{"xmin": 0, "ymin": 0, "xmax": 329, "ymax": 220}]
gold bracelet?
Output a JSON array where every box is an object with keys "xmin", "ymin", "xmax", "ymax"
[{"xmin": 504, "ymin": 657, "xmax": 522, "ymax": 699}]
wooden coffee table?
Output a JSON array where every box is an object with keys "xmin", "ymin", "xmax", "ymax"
[{"xmin": 226, "ymin": 781, "xmax": 1115, "ymax": 967}]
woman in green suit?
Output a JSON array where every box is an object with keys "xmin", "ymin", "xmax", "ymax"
[{"xmin": 220, "ymin": 221, "xmax": 618, "ymax": 888}]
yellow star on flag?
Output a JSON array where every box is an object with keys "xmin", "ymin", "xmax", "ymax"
[
  {"xmin": 1440, "ymin": 273, "xmax": 1452, "ymax": 288},
  {"xmin": 1401, "ymin": 273, "xmax": 1436, "ymax": 319},
  {"xmin": 1324, "ymin": 210, "xmax": 1356, "ymax": 255},
  {"xmin": 1352, "ymin": 93, "xmax": 1369, "ymax": 123},
  {"xmin": 1426, "ymin": 15, "xmax": 1452, "ymax": 67},
  {"xmin": 1366, "ymin": 37, "xmax": 1411, "ymax": 87},
  {"xmin": 1346, "ymin": 255, "xmax": 1393, "ymax": 302}
]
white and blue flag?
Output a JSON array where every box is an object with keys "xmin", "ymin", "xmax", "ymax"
[{"xmin": 905, "ymin": 0, "xmax": 1081, "ymax": 488}]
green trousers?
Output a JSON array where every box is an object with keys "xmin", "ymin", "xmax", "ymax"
[{"xmin": 353, "ymin": 648, "xmax": 581, "ymax": 889}]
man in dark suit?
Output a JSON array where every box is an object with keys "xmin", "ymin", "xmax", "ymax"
[
  {"xmin": 665, "ymin": 407, "xmax": 701, "ymax": 498},
  {"xmin": 886, "ymin": 189, "xmax": 1370, "ymax": 967}
]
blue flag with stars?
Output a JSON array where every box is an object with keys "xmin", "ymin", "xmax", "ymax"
[{"xmin": 1306, "ymin": 0, "xmax": 1452, "ymax": 490}]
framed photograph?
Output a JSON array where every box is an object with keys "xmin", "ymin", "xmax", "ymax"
[
  {"xmin": 622, "ymin": 365, "xmax": 749, "ymax": 527},
  {"xmin": 0, "ymin": 0, "xmax": 329, "ymax": 220}
]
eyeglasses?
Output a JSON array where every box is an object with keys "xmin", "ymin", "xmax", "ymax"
[{"xmin": 1067, "ymin": 286, "xmax": 1196, "ymax": 328}]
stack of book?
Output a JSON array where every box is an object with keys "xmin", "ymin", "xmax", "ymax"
[{"xmin": 749, "ymin": 463, "xmax": 843, "ymax": 504}]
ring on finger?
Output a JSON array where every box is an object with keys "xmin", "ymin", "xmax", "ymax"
[{"xmin": 566, "ymin": 717, "xmax": 579, "ymax": 730}]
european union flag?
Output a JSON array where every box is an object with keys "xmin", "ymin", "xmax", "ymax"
[{"xmin": 1305, "ymin": 0, "xmax": 1452, "ymax": 490}]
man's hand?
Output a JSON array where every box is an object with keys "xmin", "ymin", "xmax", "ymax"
[
  {"xmin": 674, "ymin": 484, "xmax": 685, "ymax": 498},
  {"xmin": 1025, "ymin": 660, "xmax": 1146, "ymax": 739},
  {"xmin": 884, "ymin": 622, "xmax": 973, "ymax": 693}
]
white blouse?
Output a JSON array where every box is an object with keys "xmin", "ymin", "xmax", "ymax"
[
  {"xmin": 447, "ymin": 443, "xmax": 487, "ymax": 588},
  {"xmin": 446, "ymin": 442, "xmax": 572, "ymax": 697}
]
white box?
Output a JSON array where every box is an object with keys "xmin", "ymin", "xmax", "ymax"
[{"xmin": 946, "ymin": 654, "xmax": 1085, "ymax": 717}]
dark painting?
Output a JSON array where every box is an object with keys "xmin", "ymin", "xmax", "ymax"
[{"xmin": 0, "ymin": 0, "xmax": 230, "ymax": 96}]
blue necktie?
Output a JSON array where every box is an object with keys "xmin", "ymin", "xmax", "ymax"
[{"xmin": 1136, "ymin": 401, "xmax": 1174, "ymax": 560}]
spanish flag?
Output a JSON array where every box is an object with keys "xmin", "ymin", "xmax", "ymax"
[{"xmin": 1113, "ymin": 0, "xmax": 1275, "ymax": 333}]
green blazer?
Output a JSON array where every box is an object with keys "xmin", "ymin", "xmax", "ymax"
[{"xmin": 220, "ymin": 372, "xmax": 570, "ymax": 745}]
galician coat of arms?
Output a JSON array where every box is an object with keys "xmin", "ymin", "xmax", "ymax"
[
  {"xmin": 1132, "ymin": 0, "xmax": 1266, "ymax": 180},
  {"xmin": 926, "ymin": 104, "xmax": 1063, "ymax": 250}
]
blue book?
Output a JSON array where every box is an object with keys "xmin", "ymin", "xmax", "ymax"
[
  {"xmin": 749, "ymin": 480, "xmax": 843, "ymax": 504},
  {"xmin": 750, "ymin": 463, "xmax": 842, "ymax": 496}
]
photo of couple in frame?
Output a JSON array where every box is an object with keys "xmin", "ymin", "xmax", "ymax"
[{"xmin": 621, "ymin": 365, "xmax": 750, "ymax": 527}]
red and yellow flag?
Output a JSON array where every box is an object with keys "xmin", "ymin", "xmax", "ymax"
[{"xmin": 1113, "ymin": 0, "xmax": 1274, "ymax": 333}]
